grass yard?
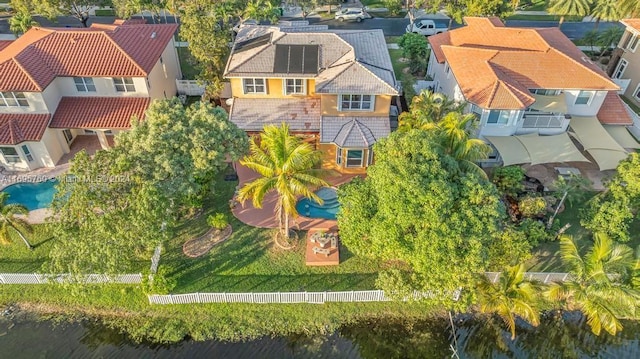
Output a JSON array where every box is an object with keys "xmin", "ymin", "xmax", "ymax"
[
  {"xmin": 622, "ymin": 96, "xmax": 640, "ymax": 115},
  {"xmin": 519, "ymin": 0, "xmax": 547, "ymax": 12},
  {"xmin": 162, "ymin": 177, "xmax": 383, "ymax": 293},
  {"xmin": 388, "ymin": 47, "xmax": 420, "ymax": 103},
  {"xmin": 360, "ymin": 0, "xmax": 385, "ymax": 8},
  {"xmin": 0, "ymin": 224, "xmax": 56, "ymax": 272},
  {"xmin": 176, "ymin": 47, "xmax": 199, "ymax": 80}
]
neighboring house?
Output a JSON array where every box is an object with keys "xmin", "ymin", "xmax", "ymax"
[
  {"xmin": 0, "ymin": 20, "xmax": 181, "ymax": 171},
  {"xmin": 608, "ymin": 19, "xmax": 640, "ymax": 109},
  {"xmin": 224, "ymin": 23, "xmax": 399, "ymax": 174},
  {"xmin": 427, "ymin": 17, "xmax": 635, "ymax": 170}
]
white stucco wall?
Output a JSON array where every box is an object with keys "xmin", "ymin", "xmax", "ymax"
[
  {"xmin": 428, "ymin": 55, "xmax": 464, "ymax": 102},
  {"xmin": 146, "ymin": 41, "xmax": 181, "ymax": 99},
  {"xmin": 563, "ymin": 90, "xmax": 607, "ymax": 116},
  {"xmin": 477, "ymin": 109, "xmax": 524, "ymax": 138}
]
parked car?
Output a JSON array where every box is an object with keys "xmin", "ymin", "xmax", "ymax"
[
  {"xmin": 335, "ymin": 8, "xmax": 369, "ymax": 22},
  {"xmin": 405, "ymin": 19, "xmax": 449, "ymax": 36}
]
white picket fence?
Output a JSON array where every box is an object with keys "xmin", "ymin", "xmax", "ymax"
[
  {"xmin": 0, "ymin": 273, "xmax": 142, "ymax": 284},
  {"xmin": 150, "ymin": 290, "xmax": 401, "ymax": 305},
  {"xmin": 176, "ymin": 80, "xmax": 205, "ymax": 96},
  {"xmin": 485, "ymin": 272, "xmax": 571, "ymax": 284}
]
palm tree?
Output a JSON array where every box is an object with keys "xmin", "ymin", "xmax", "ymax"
[
  {"xmin": 596, "ymin": 25, "xmax": 624, "ymax": 57},
  {"xmin": 0, "ymin": 193, "xmax": 33, "ymax": 250},
  {"xmin": 476, "ymin": 264, "xmax": 541, "ymax": 339},
  {"xmin": 620, "ymin": 0, "xmax": 640, "ymax": 17},
  {"xmin": 547, "ymin": 0, "xmax": 592, "ymax": 27},
  {"xmin": 545, "ymin": 233, "xmax": 640, "ymax": 336},
  {"xmin": 581, "ymin": 29, "xmax": 600, "ymax": 53},
  {"xmin": 9, "ymin": 11, "xmax": 38, "ymax": 37},
  {"xmin": 398, "ymin": 90, "xmax": 465, "ymax": 131},
  {"xmin": 237, "ymin": 124, "xmax": 328, "ymax": 240},
  {"xmin": 590, "ymin": 0, "xmax": 622, "ymax": 27},
  {"xmin": 436, "ymin": 112, "xmax": 491, "ymax": 177}
]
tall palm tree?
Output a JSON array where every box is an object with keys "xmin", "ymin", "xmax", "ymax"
[
  {"xmin": 0, "ymin": 193, "xmax": 33, "ymax": 250},
  {"xmin": 590, "ymin": 0, "xmax": 622, "ymax": 26},
  {"xmin": 545, "ymin": 233, "xmax": 640, "ymax": 336},
  {"xmin": 237, "ymin": 124, "xmax": 328, "ymax": 240},
  {"xmin": 398, "ymin": 90, "xmax": 465, "ymax": 131},
  {"xmin": 620, "ymin": 0, "xmax": 640, "ymax": 17},
  {"xmin": 437, "ymin": 112, "xmax": 491, "ymax": 177},
  {"xmin": 9, "ymin": 11, "xmax": 38, "ymax": 37},
  {"xmin": 547, "ymin": 0, "xmax": 592, "ymax": 27},
  {"xmin": 597, "ymin": 25, "xmax": 624, "ymax": 57},
  {"xmin": 476, "ymin": 264, "xmax": 541, "ymax": 339}
]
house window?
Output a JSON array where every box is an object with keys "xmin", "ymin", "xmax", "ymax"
[
  {"xmin": 368, "ymin": 148, "xmax": 373, "ymax": 165},
  {"xmin": 0, "ymin": 147, "xmax": 20, "ymax": 163},
  {"xmin": 634, "ymin": 84, "xmax": 640, "ymax": 101},
  {"xmin": 63, "ymin": 129, "xmax": 74, "ymax": 144},
  {"xmin": 0, "ymin": 92, "xmax": 29, "ymax": 107},
  {"xmin": 530, "ymin": 89, "xmax": 561, "ymax": 96},
  {"xmin": 146, "ymin": 77, "xmax": 151, "ymax": 89},
  {"xmin": 340, "ymin": 95, "xmax": 374, "ymax": 111},
  {"xmin": 243, "ymin": 78, "xmax": 266, "ymax": 94},
  {"xmin": 284, "ymin": 79, "xmax": 305, "ymax": 95},
  {"xmin": 336, "ymin": 147, "xmax": 342, "ymax": 165},
  {"xmin": 487, "ymin": 110, "xmax": 510, "ymax": 125},
  {"xmin": 445, "ymin": 63, "xmax": 450, "ymax": 74},
  {"xmin": 21, "ymin": 145, "xmax": 33, "ymax": 162},
  {"xmin": 346, "ymin": 149, "xmax": 364, "ymax": 167},
  {"xmin": 575, "ymin": 90, "xmax": 594, "ymax": 105},
  {"xmin": 613, "ymin": 59, "xmax": 628, "ymax": 79},
  {"xmin": 628, "ymin": 35, "xmax": 639, "ymax": 52},
  {"xmin": 113, "ymin": 77, "xmax": 135, "ymax": 92},
  {"xmin": 73, "ymin": 77, "xmax": 96, "ymax": 92}
]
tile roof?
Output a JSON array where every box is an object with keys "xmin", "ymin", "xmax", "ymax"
[
  {"xmin": 0, "ymin": 41, "xmax": 12, "ymax": 51},
  {"xmin": 320, "ymin": 116, "xmax": 390, "ymax": 147},
  {"xmin": 0, "ymin": 22, "xmax": 177, "ymax": 91},
  {"xmin": 0, "ymin": 113, "xmax": 50, "ymax": 145},
  {"xmin": 597, "ymin": 91, "xmax": 633, "ymax": 125},
  {"xmin": 621, "ymin": 19, "xmax": 640, "ymax": 33},
  {"xmin": 428, "ymin": 17, "xmax": 618, "ymax": 109},
  {"xmin": 49, "ymin": 97, "xmax": 150, "ymax": 129},
  {"xmin": 228, "ymin": 97, "xmax": 321, "ymax": 131},
  {"xmin": 226, "ymin": 26, "xmax": 398, "ymax": 95}
]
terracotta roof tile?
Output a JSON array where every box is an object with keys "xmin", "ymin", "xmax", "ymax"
[
  {"xmin": 0, "ymin": 23, "xmax": 177, "ymax": 91},
  {"xmin": 622, "ymin": 19, "xmax": 640, "ymax": 32},
  {"xmin": 428, "ymin": 17, "xmax": 618, "ymax": 109},
  {"xmin": 50, "ymin": 97, "xmax": 150, "ymax": 129},
  {"xmin": 597, "ymin": 92, "xmax": 633, "ymax": 125},
  {"xmin": 0, "ymin": 41, "xmax": 12, "ymax": 51},
  {"xmin": 0, "ymin": 113, "xmax": 50, "ymax": 145}
]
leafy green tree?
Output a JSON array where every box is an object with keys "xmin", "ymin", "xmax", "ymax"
[
  {"xmin": 398, "ymin": 33, "xmax": 429, "ymax": 75},
  {"xmin": 383, "ymin": 0, "xmax": 403, "ymax": 16},
  {"xmin": 0, "ymin": 193, "xmax": 33, "ymax": 250},
  {"xmin": 476, "ymin": 264, "xmax": 541, "ymax": 339},
  {"xmin": 463, "ymin": 0, "xmax": 515, "ymax": 18},
  {"xmin": 338, "ymin": 129, "xmax": 505, "ymax": 304},
  {"xmin": 9, "ymin": 11, "xmax": 38, "ymax": 37},
  {"xmin": 10, "ymin": 0, "xmax": 103, "ymax": 27},
  {"xmin": 398, "ymin": 90, "xmax": 464, "ymax": 131},
  {"xmin": 547, "ymin": 0, "xmax": 592, "ymax": 27},
  {"xmin": 237, "ymin": 124, "xmax": 328, "ymax": 240},
  {"xmin": 487, "ymin": 227, "xmax": 532, "ymax": 269},
  {"xmin": 545, "ymin": 233, "xmax": 640, "ymax": 336},
  {"xmin": 518, "ymin": 196, "xmax": 546, "ymax": 218},
  {"xmin": 492, "ymin": 166, "xmax": 525, "ymax": 198}
]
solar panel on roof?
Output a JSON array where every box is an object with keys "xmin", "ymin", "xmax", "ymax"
[
  {"xmin": 272, "ymin": 44, "xmax": 319, "ymax": 74},
  {"xmin": 234, "ymin": 33, "xmax": 272, "ymax": 52}
]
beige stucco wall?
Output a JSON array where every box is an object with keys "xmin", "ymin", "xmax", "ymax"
[
  {"xmin": 53, "ymin": 76, "xmax": 148, "ymax": 98},
  {"xmin": 0, "ymin": 132, "xmax": 62, "ymax": 171},
  {"xmin": 318, "ymin": 143, "xmax": 369, "ymax": 174},
  {"xmin": 321, "ymin": 94, "xmax": 391, "ymax": 116},
  {"xmin": 618, "ymin": 30, "xmax": 640, "ymax": 106},
  {"xmin": 146, "ymin": 41, "xmax": 181, "ymax": 99},
  {"xmin": 229, "ymin": 78, "xmax": 316, "ymax": 98}
]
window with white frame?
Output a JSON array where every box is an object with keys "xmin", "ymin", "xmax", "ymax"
[
  {"xmin": 0, "ymin": 147, "xmax": 21, "ymax": 163},
  {"xmin": 336, "ymin": 147, "xmax": 342, "ymax": 165},
  {"xmin": 73, "ymin": 77, "xmax": 96, "ymax": 92},
  {"xmin": 63, "ymin": 129, "xmax": 74, "ymax": 144},
  {"xmin": 487, "ymin": 110, "xmax": 510, "ymax": 125},
  {"xmin": 367, "ymin": 148, "xmax": 373, "ymax": 165},
  {"xmin": 634, "ymin": 84, "xmax": 640, "ymax": 101},
  {"xmin": 284, "ymin": 79, "xmax": 305, "ymax": 95},
  {"xmin": 613, "ymin": 59, "xmax": 629, "ymax": 79},
  {"xmin": 575, "ymin": 90, "xmax": 594, "ymax": 105},
  {"xmin": 530, "ymin": 89, "xmax": 561, "ymax": 96},
  {"xmin": 628, "ymin": 35, "xmax": 639, "ymax": 52},
  {"xmin": 243, "ymin": 78, "xmax": 266, "ymax": 94},
  {"xmin": 340, "ymin": 94, "xmax": 374, "ymax": 111},
  {"xmin": 21, "ymin": 145, "xmax": 33, "ymax": 162},
  {"xmin": 113, "ymin": 77, "xmax": 135, "ymax": 92},
  {"xmin": 0, "ymin": 92, "xmax": 29, "ymax": 107},
  {"xmin": 346, "ymin": 149, "xmax": 364, "ymax": 167}
]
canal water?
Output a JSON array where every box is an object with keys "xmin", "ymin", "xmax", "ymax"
[{"xmin": 1, "ymin": 312, "xmax": 639, "ymax": 358}]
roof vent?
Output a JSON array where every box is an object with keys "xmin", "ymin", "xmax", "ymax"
[{"xmin": 151, "ymin": 32, "xmax": 157, "ymax": 39}]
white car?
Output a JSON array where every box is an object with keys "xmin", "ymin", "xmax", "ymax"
[
  {"xmin": 406, "ymin": 19, "xmax": 449, "ymax": 36},
  {"xmin": 335, "ymin": 8, "xmax": 368, "ymax": 22}
]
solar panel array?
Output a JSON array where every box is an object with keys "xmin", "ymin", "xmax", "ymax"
[{"xmin": 273, "ymin": 44, "xmax": 319, "ymax": 75}]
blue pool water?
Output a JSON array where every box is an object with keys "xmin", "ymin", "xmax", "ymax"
[
  {"xmin": 296, "ymin": 187, "xmax": 340, "ymax": 220},
  {"xmin": 1, "ymin": 180, "xmax": 59, "ymax": 211}
]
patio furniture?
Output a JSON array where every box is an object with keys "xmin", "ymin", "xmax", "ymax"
[{"xmin": 312, "ymin": 246, "xmax": 331, "ymax": 257}]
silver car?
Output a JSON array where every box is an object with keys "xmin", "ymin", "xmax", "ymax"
[{"xmin": 335, "ymin": 8, "xmax": 368, "ymax": 22}]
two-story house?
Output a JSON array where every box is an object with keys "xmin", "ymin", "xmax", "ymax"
[
  {"xmin": 0, "ymin": 20, "xmax": 181, "ymax": 171},
  {"xmin": 224, "ymin": 23, "xmax": 399, "ymax": 174},
  {"xmin": 608, "ymin": 19, "xmax": 640, "ymax": 109},
  {"xmin": 427, "ymin": 17, "xmax": 636, "ymax": 170}
]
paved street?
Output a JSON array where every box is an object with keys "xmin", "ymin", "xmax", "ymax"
[{"xmin": 0, "ymin": 14, "xmax": 624, "ymax": 40}]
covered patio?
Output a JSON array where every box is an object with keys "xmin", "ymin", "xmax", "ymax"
[{"xmin": 56, "ymin": 135, "xmax": 115, "ymax": 165}]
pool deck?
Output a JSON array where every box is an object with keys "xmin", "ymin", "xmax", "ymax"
[{"xmin": 231, "ymin": 163, "xmax": 361, "ymax": 230}]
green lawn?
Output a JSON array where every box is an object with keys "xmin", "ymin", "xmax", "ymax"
[
  {"xmin": 176, "ymin": 47, "xmax": 199, "ymax": 80},
  {"xmin": 0, "ymin": 224, "xmax": 56, "ymax": 272},
  {"xmin": 162, "ymin": 178, "xmax": 383, "ymax": 293},
  {"xmin": 360, "ymin": 0, "xmax": 385, "ymax": 8},
  {"xmin": 506, "ymin": 14, "xmax": 583, "ymax": 22},
  {"xmin": 519, "ymin": 0, "xmax": 547, "ymax": 12},
  {"xmin": 622, "ymin": 96, "xmax": 640, "ymax": 115},
  {"xmin": 388, "ymin": 47, "xmax": 420, "ymax": 103},
  {"xmin": 94, "ymin": 9, "xmax": 116, "ymax": 16}
]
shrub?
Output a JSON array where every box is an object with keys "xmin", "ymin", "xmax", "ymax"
[
  {"xmin": 141, "ymin": 265, "xmax": 177, "ymax": 295},
  {"xmin": 518, "ymin": 218, "xmax": 553, "ymax": 246},
  {"xmin": 518, "ymin": 196, "xmax": 546, "ymax": 218},
  {"xmin": 207, "ymin": 212, "xmax": 229, "ymax": 230},
  {"xmin": 488, "ymin": 226, "xmax": 532, "ymax": 270},
  {"xmin": 398, "ymin": 33, "xmax": 429, "ymax": 61},
  {"xmin": 492, "ymin": 166, "xmax": 525, "ymax": 197},
  {"xmin": 383, "ymin": 0, "xmax": 403, "ymax": 16}
]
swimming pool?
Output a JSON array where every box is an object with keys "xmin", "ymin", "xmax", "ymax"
[
  {"xmin": 295, "ymin": 187, "xmax": 340, "ymax": 220},
  {"xmin": 1, "ymin": 180, "xmax": 59, "ymax": 211}
]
